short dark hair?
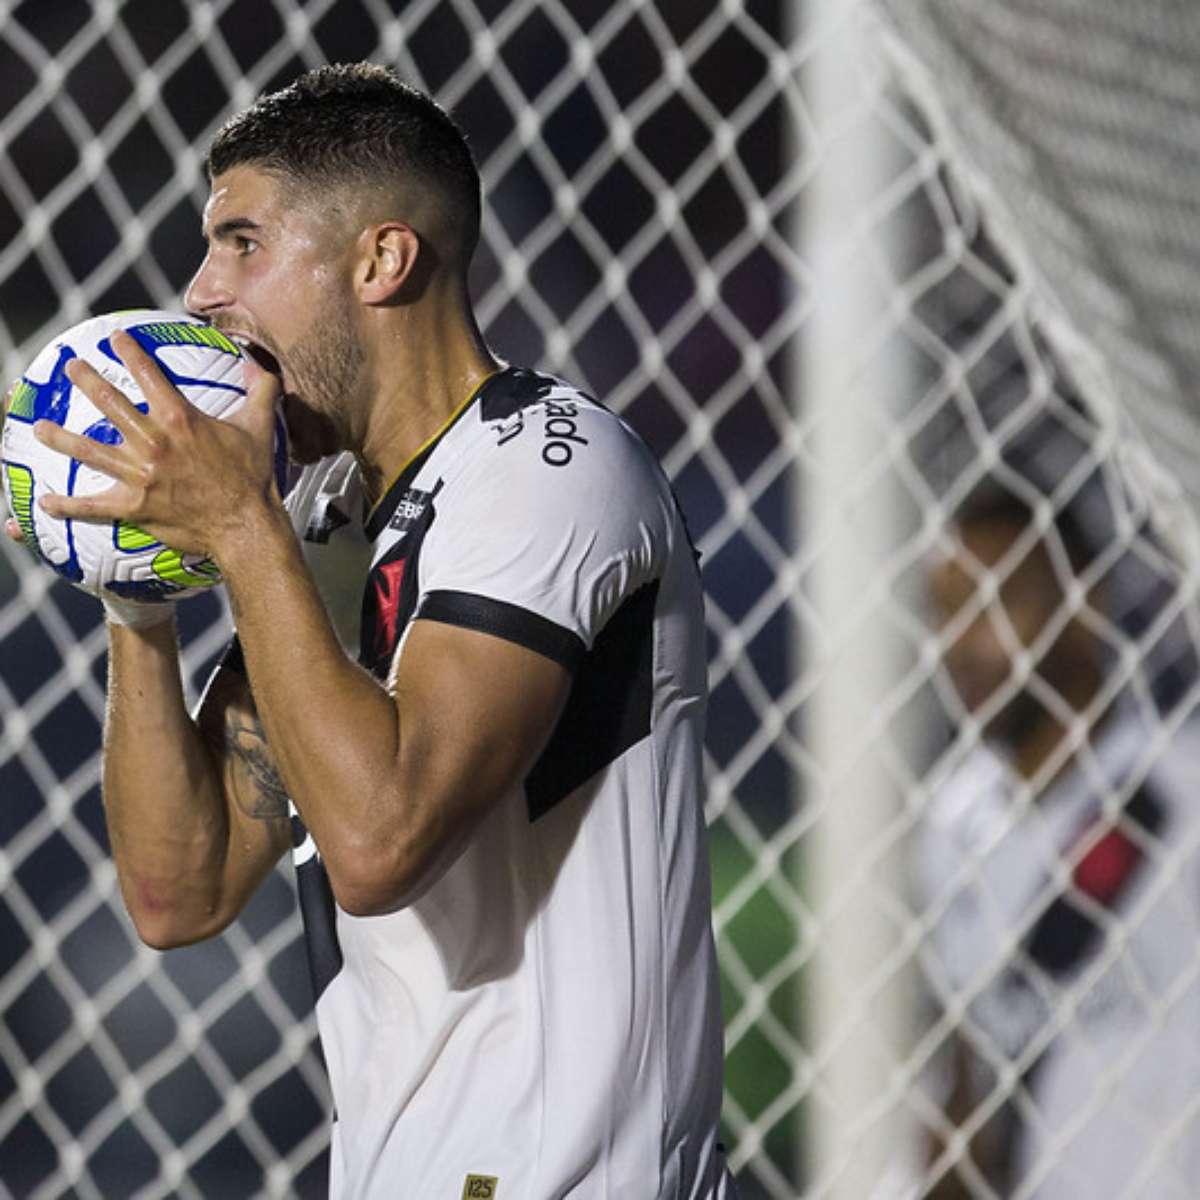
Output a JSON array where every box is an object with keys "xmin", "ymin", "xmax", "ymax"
[{"xmin": 205, "ymin": 63, "xmax": 481, "ymax": 267}]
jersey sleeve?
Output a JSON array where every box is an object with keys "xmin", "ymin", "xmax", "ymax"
[{"xmin": 412, "ymin": 401, "xmax": 674, "ymax": 670}]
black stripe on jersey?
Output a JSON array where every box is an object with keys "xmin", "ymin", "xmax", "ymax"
[
  {"xmin": 477, "ymin": 366, "xmax": 561, "ymax": 422},
  {"xmin": 525, "ymin": 581, "xmax": 658, "ymax": 821},
  {"xmin": 415, "ymin": 590, "xmax": 586, "ymax": 672},
  {"xmin": 293, "ymin": 827, "xmax": 344, "ymax": 1003},
  {"xmin": 218, "ymin": 635, "xmax": 246, "ymax": 676}
]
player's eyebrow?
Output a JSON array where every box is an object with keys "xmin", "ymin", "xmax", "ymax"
[{"xmin": 207, "ymin": 216, "xmax": 262, "ymax": 242}]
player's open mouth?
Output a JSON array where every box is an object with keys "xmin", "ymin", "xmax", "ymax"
[{"xmin": 230, "ymin": 335, "xmax": 282, "ymax": 377}]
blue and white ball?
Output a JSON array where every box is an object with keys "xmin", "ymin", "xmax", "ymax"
[{"xmin": 1, "ymin": 309, "xmax": 287, "ymax": 604}]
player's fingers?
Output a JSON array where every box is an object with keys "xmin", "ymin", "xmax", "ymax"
[
  {"xmin": 32, "ymin": 419, "xmax": 138, "ymax": 484},
  {"xmin": 232, "ymin": 368, "xmax": 282, "ymax": 444},
  {"xmin": 38, "ymin": 486, "xmax": 126, "ymax": 522},
  {"xmin": 111, "ymin": 330, "xmax": 188, "ymax": 421},
  {"xmin": 64, "ymin": 356, "xmax": 156, "ymax": 447},
  {"xmin": 4, "ymin": 516, "xmax": 22, "ymax": 543}
]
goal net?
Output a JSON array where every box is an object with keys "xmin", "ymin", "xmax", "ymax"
[{"xmin": 3, "ymin": 2, "xmax": 1200, "ymax": 1198}]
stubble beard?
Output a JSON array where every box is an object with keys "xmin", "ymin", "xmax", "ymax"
[
  {"xmin": 287, "ymin": 303, "xmax": 367, "ymax": 426},
  {"xmin": 278, "ymin": 303, "xmax": 367, "ymax": 461}
]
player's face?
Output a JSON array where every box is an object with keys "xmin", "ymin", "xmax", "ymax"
[
  {"xmin": 928, "ymin": 518, "xmax": 1063, "ymax": 727},
  {"xmin": 185, "ymin": 164, "xmax": 365, "ymax": 460}
]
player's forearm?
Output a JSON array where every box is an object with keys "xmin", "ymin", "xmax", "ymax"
[
  {"xmin": 103, "ymin": 619, "xmax": 233, "ymax": 945},
  {"xmin": 215, "ymin": 501, "xmax": 416, "ymax": 910}
]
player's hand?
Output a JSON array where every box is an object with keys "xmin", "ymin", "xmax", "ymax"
[{"xmin": 31, "ymin": 330, "xmax": 282, "ymax": 561}]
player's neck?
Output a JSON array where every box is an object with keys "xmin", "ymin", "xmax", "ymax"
[{"xmin": 354, "ymin": 292, "xmax": 500, "ymax": 508}]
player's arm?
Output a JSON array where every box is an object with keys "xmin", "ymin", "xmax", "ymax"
[
  {"xmin": 217, "ymin": 506, "xmax": 571, "ymax": 914},
  {"xmin": 102, "ymin": 620, "xmax": 290, "ymax": 948},
  {"xmin": 111, "ymin": 516, "xmax": 568, "ymax": 921},
  {"xmin": 3, "ymin": 382, "xmax": 288, "ymax": 947},
  {"xmin": 32, "ymin": 334, "xmax": 571, "ymax": 914}
]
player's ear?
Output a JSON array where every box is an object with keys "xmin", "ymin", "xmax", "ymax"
[{"xmin": 355, "ymin": 222, "xmax": 421, "ymax": 304}]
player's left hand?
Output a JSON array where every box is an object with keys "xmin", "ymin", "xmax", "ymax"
[{"xmin": 32, "ymin": 330, "xmax": 282, "ymax": 560}]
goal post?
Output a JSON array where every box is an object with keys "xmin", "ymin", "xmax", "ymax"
[
  {"xmin": 3, "ymin": 3, "xmax": 1200, "ymax": 1198},
  {"xmin": 800, "ymin": 3, "xmax": 920, "ymax": 1195}
]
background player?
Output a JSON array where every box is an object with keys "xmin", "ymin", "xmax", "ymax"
[{"xmin": 913, "ymin": 481, "xmax": 1200, "ymax": 1198}]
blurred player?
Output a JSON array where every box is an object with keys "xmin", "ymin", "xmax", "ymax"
[
  {"xmin": 12, "ymin": 64, "xmax": 736, "ymax": 1199},
  {"xmin": 913, "ymin": 482, "xmax": 1200, "ymax": 1198}
]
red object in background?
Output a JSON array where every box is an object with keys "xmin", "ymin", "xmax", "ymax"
[{"xmin": 1073, "ymin": 825, "xmax": 1141, "ymax": 905}]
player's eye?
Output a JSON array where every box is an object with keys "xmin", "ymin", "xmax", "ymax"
[{"xmin": 234, "ymin": 235, "xmax": 258, "ymax": 256}]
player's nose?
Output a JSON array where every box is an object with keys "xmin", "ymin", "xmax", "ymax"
[{"xmin": 184, "ymin": 254, "xmax": 233, "ymax": 317}]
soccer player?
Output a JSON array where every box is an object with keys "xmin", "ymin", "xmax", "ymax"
[
  {"xmin": 912, "ymin": 482, "xmax": 1200, "ymax": 1199},
  {"xmin": 13, "ymin": 64, "xmax": 737, "ymax": 1198}
]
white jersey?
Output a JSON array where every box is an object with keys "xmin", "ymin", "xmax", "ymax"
[
  {"xmin": 914, "ymin": 709, "xmax": 1200, "ymax": 1199},
  {"xmin": 275, "ymin": 367, "xmax": 735, "ymax": 1199}
]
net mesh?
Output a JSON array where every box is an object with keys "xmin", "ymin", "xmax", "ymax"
[{"xmin": 2, "ymin": 2, "xmax": 1200, "ymax": 1198}]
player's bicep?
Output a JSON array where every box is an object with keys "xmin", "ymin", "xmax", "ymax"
[{"xmin": 389, "ymin": 617, "xmax": 572, "ymax": 883}]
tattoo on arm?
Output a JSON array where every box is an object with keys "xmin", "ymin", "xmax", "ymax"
[{"xmin": 223, "ymin": 712, "xmax": 291, "ymax": 821}]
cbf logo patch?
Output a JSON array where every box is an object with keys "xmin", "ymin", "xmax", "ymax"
[
  {"xmin": 461, "ymin": 1175, "xmax": 498, "ymax": 1198},
  {"xmin": 388, "ymin": 485, "xmax": 435, "ymax": 533}
]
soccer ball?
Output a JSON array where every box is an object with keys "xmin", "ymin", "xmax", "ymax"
[{"xmin": 1, "ymin": 309, "xmax": 288, "ymax": 604}]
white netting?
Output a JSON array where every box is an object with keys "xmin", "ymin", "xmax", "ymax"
[{"xmin": 3, "ymin": 2, "xmax": 1200, "ymax": 1198}]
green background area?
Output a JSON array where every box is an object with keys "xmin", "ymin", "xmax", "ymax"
[{"xmin": 711, "ymin": 819, "xmax": 804, "ymax": 1195}]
